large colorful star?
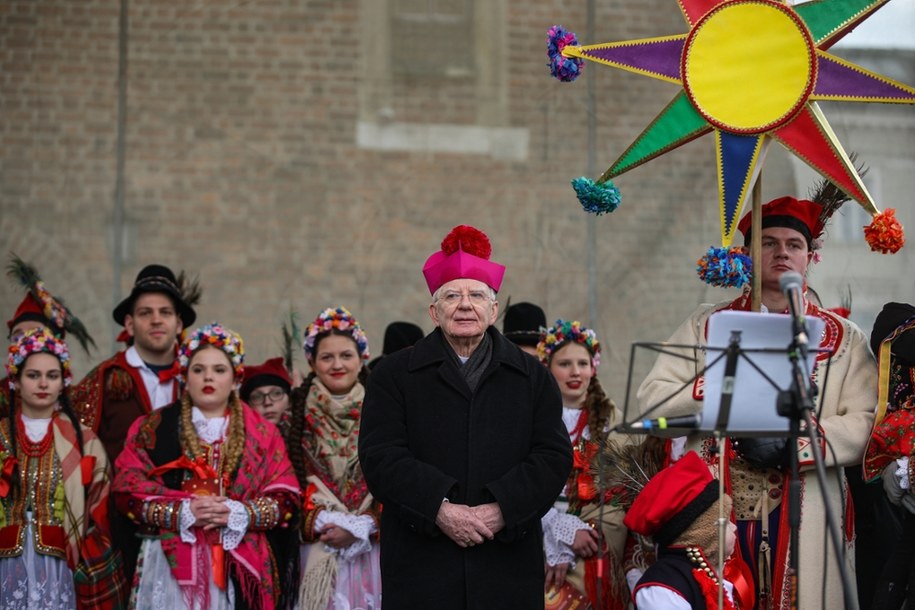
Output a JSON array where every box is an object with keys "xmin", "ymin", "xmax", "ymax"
[{"xmin": 560, "ymin": 0, "xmax": 915, "ymax": 248}]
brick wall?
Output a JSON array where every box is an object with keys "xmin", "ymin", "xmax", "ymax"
[{"xmin": 2, "ymin": 0, "xmax": 913, "ymax": 407}]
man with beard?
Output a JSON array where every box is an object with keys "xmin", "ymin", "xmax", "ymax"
[
  {"xmin": 71, "ymin": 264, "xmax": 198, "ymax": 582},
  {"xmin": 72, "ymin": 264, "xmax": 198, "ymax": 463}
]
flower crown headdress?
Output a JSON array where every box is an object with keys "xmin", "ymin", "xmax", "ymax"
[
  {"xmin": 178, "ymin": 322, "xmax": 245, "ymax": 381},
  {"xmin": 537, "ymin": 319, "xmax": 601, "ymax": 368},
  {"xmin": 303, "ymin": 306, "xmax": 370, "ymax": 362},
  {"xmin": 6, "ymin": 328, "xmax": 73, "ymax": 389}
]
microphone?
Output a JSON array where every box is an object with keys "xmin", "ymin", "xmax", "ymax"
[
  {"xmin": 629, "ymin": 413, "xmax": 702, "ymax": 430},
  {"xmin": 778, "ymin": 271, "xmax": 809, "ymax": 354}
]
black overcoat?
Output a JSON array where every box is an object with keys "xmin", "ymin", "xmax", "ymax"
[{"xmin": 358, "ymin": 326, "xmax": 573, "ymax": 609}]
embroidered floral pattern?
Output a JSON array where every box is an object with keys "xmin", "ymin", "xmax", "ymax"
[{"xmin": 302, "ymin": 383, "xmax": 370, "ymax": 511}]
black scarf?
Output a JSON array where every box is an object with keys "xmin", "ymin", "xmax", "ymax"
[{"xmin": 442, "ymin": 330, "xmax": 493, "ymax": 394}]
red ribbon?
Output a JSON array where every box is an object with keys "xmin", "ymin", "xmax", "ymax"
[
  {"xmin": 569, "ymin": 408, "xmax": 589, "ymax": 442},
  {"xmin": 0, "ymin": 456, "xmax": 18, "ymax": 498},
  {"xmin": 725, "ymin": 540, "xmax": 757, "ymax": 610},
  {"xmin": 573, "ymin": 444, "xmax": 599, "ymax": 501},
  {"xmin": 149, "ymin": 455, "xmax": 216, "ymax": 480},
  {"xmin": 693, "ymin": 566, "xmax": 737, "ymax": 610},
  {"xmin": 80, "ymin": 455, "xmax": 96, "ymax": 485},
  {"xmin": 149, "ymin": 455, "xmax": 226, "ymax": 590},
  {"xmin": 157, "ymin": 360, "xmax": 181, "ymax": 383},
  {"xmin": 304, "ymin": 482, "xmax": 318, "ymax": 511},
  {"xmin": 572, "ymin": 444, "xmax": 597, "ymax": 470}
]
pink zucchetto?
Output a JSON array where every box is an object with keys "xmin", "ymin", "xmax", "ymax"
[{"xmin": 422, "ymin": 225, "xmax": 506, "ymax": 294}]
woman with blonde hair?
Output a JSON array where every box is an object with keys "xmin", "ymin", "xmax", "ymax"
[{"xmin": 113, "ymin": 322, "xmax": 300, "ymax": 610}]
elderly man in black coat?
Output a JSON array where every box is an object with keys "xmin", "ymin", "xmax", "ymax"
[{"xmin": 359, "ymin": 225, "xmax": 573, "ymax": 609}]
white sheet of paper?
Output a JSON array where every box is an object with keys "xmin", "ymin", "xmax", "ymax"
[{"xmin": 702, "ymin": 310, "xmax": 824, "ymax": 435}]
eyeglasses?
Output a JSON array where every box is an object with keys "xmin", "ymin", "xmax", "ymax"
[
  {"xmin": 247, "ymin": 388, "xmax": 287, "ymax": 406},
  {"xmin": 437, "ymin": 290, "xmax": 492, "ymax": 306}
]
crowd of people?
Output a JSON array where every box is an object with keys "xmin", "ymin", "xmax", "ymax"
[{"xmin": 0, "ymin": 193, "xmax": 912, "ymax": 609}]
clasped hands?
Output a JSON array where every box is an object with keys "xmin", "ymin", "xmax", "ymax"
[
  {"xmin": 189, "ymin": 495, "xmax": 230, "ymax": 530},
  {"xmin": 315, "ymin": 523, "xmax": 358, "ymax": 549},
  {"xmin": 436, "ymin": 501, "xmax": 505, "ymax": 548}
]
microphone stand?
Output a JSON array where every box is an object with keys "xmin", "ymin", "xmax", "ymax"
[
  {"xmin": 777, "ymin": 327, "xmax": 859, "ymax": 610},
  {"xmin": 713, "ymin": 330, "xmax": 742, "ymax": 610}
]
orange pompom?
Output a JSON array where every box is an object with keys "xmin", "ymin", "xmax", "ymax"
[
  {"xmin": 864, "ymin": 208, "xmax": 905, "ymax": 254},
  {"xmin": 440, "ymin": 225, "xmax": 492, "ymax": 259}
]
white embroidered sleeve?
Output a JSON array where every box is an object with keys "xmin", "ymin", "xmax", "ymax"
[
  {"xmin": 314, "ymin": 510, "xmax": 376, "ymax": 561},
  {"xmin": 179, "ymin": 499, "xmax": 196, "ymax": 543},
  {"xmin": 541, "ymin": 509, "xmax": 588, "ymax": 567},
  {"xmin": 222, "ymin": 499, "xmax": 250, "ymax": 551}
]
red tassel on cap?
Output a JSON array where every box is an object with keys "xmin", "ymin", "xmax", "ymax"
[{"xmin": 864, "ymin": 209, "xmax": 905, "ymax": 254}]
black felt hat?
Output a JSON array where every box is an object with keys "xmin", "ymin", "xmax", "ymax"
[
  {"xmin": 503, "ymin": 302, "xmax": 546, "ymax": 347},
  {"xmin": 112, "ymin": 264, "xmax": 197, "ymax": 327},
  {"xmin": 368, "ymin": 321, "xmax": 424, "ymax": 369},
  {"xmin": 871, "ymin": 302, "xmax": 915, "ymax": 365}
]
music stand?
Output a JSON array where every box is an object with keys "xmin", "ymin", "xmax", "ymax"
[
  {"xmin": 619, "ymin": 310, "xmax": 856, "ymax": 610},
  {"xmin": 703, "ymin": 311, "xmax": 824, "ymax": 435},
  {"xmin": 620, "ymin": 312, "xmax": 823, "ymax": 434}
]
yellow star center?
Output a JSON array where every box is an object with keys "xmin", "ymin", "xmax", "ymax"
[{"xmin": 683, "ymin": 0, "xmax": 816, "ymax": 134}]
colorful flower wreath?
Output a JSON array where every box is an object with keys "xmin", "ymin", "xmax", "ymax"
[
  {"xmin": 303, "ymin": 306, "xmax": 370, "ymax": 362},
  {"xmin": 537, "ymin": 319, "xmax": 601, "ymax": 368},
  {"xmin": 6, "ymin": 327, "xmax": 72, "ymax": 389},
  {"xmin": 178, "ymin": 322, "xmax": 245, "ymax": 380}
]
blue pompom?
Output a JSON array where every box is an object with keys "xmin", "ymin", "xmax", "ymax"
[
  {"xmin": 696, "ymin": 246, "xmax": 753, "ymax": 288},
  {"xmin": 572, "ymin": 177, "xmax": 621, "ymax": 215},
  {"xmin": 547, "ymin": 25, "xmax": 584, "ymax": 83}
]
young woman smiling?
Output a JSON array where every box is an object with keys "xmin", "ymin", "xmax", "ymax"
[
  {"xmin": 287, "ymin": 306, "xmax": 380, "ymax": 610},
  {"xmin": 537, "ymin": 320, "xmax": 632, "ymax": 610}
]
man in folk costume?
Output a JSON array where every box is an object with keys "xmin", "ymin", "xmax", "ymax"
[
  {"xmin": 71, "ymin": 264, "xmax": 199, "ymax": 464},
  {"xmin": 70, "ymin": 263, "xmax": 198, "ymax": 582},
  {"xmin": 637, "ymin": 193, "xmax": 878, "ymax": 609},
  {"xmin": 2, "ymin": 255, "xmax": 96, "ymax": 418}
]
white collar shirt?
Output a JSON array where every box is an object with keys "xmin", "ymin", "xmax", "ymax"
[{"xmin": 125, "ymin": 345, "xmax": 176, "ymax": 410}]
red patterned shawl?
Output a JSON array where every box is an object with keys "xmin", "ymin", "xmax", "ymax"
[{"xmin": 112, "ymin": 404, "xmax": 300, "ymax": 610}]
